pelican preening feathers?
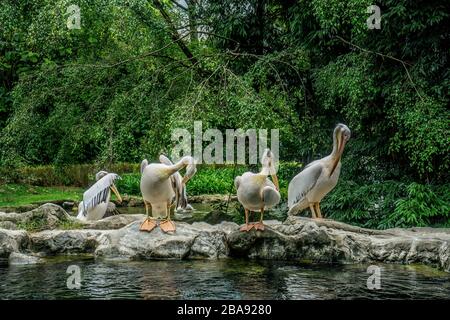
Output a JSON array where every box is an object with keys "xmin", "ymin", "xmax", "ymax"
[
  {"xmin": 77, "ymin": 171, "xmax": 122, "ymax": 221},
  {"xmin": 288, "ymin": 123, "xmax": 351, "ymax": 218},
  {"xmin": 235, "ymin": 149, "xmax": 281, "ymax": 231},
  {"xmin": 76, "ymin": 124, "xmax": 350, "ymax": 231},
  {"xmin": 139, "ymin": 155, "xmax": 197, "ymax": 233}
]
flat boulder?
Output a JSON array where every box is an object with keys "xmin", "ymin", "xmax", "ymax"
[
  {"xmin": 0, "ymin": 203, "xmax": 73, "ymax": 230},
  {"xmin": 82, "ymin": 214, "xmax": 145, "ymax": 230},
  {"xmin": 95, "ymin": 219, "xmax": 238, "ymax": 260},
  {"xmin": 227, "ymin": 216, "xmax": 450, "ymax": 272},
  {"xmin": 0, "ymin": 229, "xmax": 29, "ymax": 262},
  {"xmin": 29, "ymin": 229, "xmax": 108, "ymax": 255}
]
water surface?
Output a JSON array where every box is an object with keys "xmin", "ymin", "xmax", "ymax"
[{"xmin": 1, "ymin": 259, "xmax": 448, "ymax": 299}]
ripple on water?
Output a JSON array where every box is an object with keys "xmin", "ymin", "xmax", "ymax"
[{"xmin": 0, "ymin": 259, "xmax": 449, "ymax": 300}]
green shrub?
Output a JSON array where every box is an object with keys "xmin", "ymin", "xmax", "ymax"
[
  {"xmin": 0, "ymin": 163, "xmax": 139, "ymax": 186},
  {"xmin": 322, "ymin": 180, "xmax": 449, "ymax": 229},
  {"xmin": 115, "ymin": 162, "xmax": 302, "ymax": 197},
  {"xmin": 117, "ymin": 173, "xmax": 141, "ymax": 195},
  {"xmin": 385, "ymin": 183, "xmax": 450, "ymax": 228},
  {"xmin": 58, "ymin": 220, "xmax": 85, "ymax": 230},
  {"xmin": 16, "ymin": 217, "xmax": 48, "ymax": 232}
]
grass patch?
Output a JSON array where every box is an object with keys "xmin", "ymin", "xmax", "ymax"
[
  {"xmin": 58, "ymin": 219, "xmax": 85, "ymax": 230},
  {"xmin": 16, "ymin": 217, "xmax": 48, "ymax": 232},
  {"xmin": 0, "ymin": 184, "xmax": 83, "ymax": 207}
]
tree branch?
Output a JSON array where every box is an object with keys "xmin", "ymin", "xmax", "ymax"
[
  {"xmin": 152, "ymin": 0, "xmax": 199, "ymax": 67},
  {"xmin": 335, "ymin": 36, "xmax": 423, "ymax": 101}
]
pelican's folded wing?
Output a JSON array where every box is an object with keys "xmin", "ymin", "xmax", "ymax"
[
  {"xmin": 161, "ymin": 155, "xmax": 186, "ymax": 208},
  {"xmin": 82, "ymin": 173, "xmax": 120, "ymax": 214},
  {"xmin": 140, "ymin": 159, "xmax": 149, "ymax": 175},
  {"xmin": 288, "ymin": 164, "xmax": 323, "ymax": 209}
]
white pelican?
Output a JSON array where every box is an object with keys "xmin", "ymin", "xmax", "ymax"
[
  {"xmin": 234, "ymin": 149, "xmax": 280, "ymax": 232},
  {"xmin": 139, "ymin": 155, "xmax": 197, "ymax": 233},
  {"xmin": 159, "ymin": 154, "xmax": 192, "ymax": 212},
  {"xmin": 77, "ymin": 171, "xmax": 122, "ymax": 221},
  {"xmin": 288, "ymin": 123, "xmax": 351, "ymax": 218}
]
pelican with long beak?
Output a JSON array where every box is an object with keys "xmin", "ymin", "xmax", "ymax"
[
  {"xmin": 139, "ymin": 155, "xmax": 196, "ymax": 233},
  {"xmin": 288, "ymin": 123, "xmax": 351, "ymax": 218},
  {"xmin": 77, "ymin": 171, "xmax": 122, "ymax": 221},
  {"xmin": 234, "ymin": 149, "xmax": 280, "ymax": 231}
]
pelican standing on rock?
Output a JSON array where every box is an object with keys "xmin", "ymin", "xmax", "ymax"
[
  {"xmin": 77, "ymin": 171, "xmax": 122, "ymax": 221},
  {"xmin": 159, "ymin": 154, "xmax": 193, "ymax": 212},
  {"xmin": 139, "ymin": 155, "xmax": 197, "ymax": 233},
  {"xmin": 288, "ymin": 123, "xmax": 351, "ymax": 218},
  {"xmin": 235, "ymin": 149, "xmax": 280, "ymax": 232}
]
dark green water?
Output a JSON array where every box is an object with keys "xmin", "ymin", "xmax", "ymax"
[{"xmin": 0, "ymin": 259, "xmax": 449, "ymax": 299}]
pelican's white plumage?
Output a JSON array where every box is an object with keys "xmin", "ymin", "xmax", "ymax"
[
  {"xmin": 159, "ymin": 155, "xmax": 190, "ymax": 211},
  {"xmin": 139, "ymin": 155, "xmax": 196, "ymax": 233},
  {"xmin": 288, "ymin": 124, "xmax": 351, "ymax": 218},
  {"xmin": 235, "ymin": 149, "xmax": 280, "ymax": 231},
  {"xmin": 77, "ymin": 171, "xmax": 122, "ymax": 221}
]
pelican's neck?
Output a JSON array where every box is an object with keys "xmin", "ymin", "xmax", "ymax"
[
  {"xmin": 330, "ymin": 129, "xmax": 341, "ymax": 161},
  {"xmin": 260, "ymin": 166, "xmax": 272, "ymax": 176},
  {"xmin": 167, "ymin": 156, "xmax": 191, "ymax": 176}
]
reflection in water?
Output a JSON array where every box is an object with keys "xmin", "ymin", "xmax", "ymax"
[{"xmin": 0, "ymin": 259, "xmax": 449, "ymax": 300}]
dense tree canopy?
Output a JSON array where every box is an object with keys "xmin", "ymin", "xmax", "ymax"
[{"xmin": 0, "ymin": 0, "xmax": 449, "ymax": 187}]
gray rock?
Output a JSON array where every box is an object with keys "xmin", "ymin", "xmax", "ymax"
[
  {"xmin": 0, "ymin": 229, "xmax": 29, "ymax": 260},
  {"xmin": 95, "ymin": 220, "xmax": 238, "ymax": 260},
  {"xmin": 8, "ymin": 252, "xmax": 42, "ymax": 265},
  {"xmin": 0, "ymin": 221, "xmax": 17, "ymax": 230},
  {"xmin": 189, "ymin": 194, "xmax": 238, "ymax": 203},
  {"xmin": 82, "ymin": 214, "xmax": 145, "ymax": 230},
  {"xmin": 29, "ymin": 229, "xmax": 108, "ymax": 255},
  {"xmin": 1, "ymin": 204, "xmax": 449, "ymax": 272},
  {"xmin": 227, "ymin": 216, "xmax": 450, "ymax": 272},
  {"xmin": 0, "ymin": 203, "xmax": 74, "ymax": 230}
]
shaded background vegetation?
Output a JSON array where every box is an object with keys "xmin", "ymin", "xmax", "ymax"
[{"xmin": 0, "ymin": 0, "xmax": 449, "ymax": 228}]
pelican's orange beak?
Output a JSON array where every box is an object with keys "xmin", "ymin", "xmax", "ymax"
[
  {"xmin": 271, "ymin": 174, "xmax": 280, "ymax": 191},
  {"xmin": 330, "ymin": 134, "xmax": 343, "ymax": 177},
  {"xmin": 110, "ymin": 183, "xmax": 122, "ymax": 203}
]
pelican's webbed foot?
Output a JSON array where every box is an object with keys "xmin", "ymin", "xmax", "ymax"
[
  {"xmin": 140, "ymin": 218, "xmax": 157, "ymax": 232},
  {"xmin": 253, "ymin": 222, "xmax": 265, "ymax": 231},
  {"xmin": 160, "ymin": 219, "xmax": 176, "ymax": 233},
  {"xmin": 240, "ymin": 223, "xmax": 255, "ymax": 232}
]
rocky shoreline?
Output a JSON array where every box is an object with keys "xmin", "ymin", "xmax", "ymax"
[{"xmin": 1, "ymin": 204, "xmax": 449, "ymax": 272}]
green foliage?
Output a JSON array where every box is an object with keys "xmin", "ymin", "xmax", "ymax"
[
  {"xmin": 16, "ymin": 217, "xmax": 48, "ymax": 232},
  {"xmin": 0, "ymin": 0, "xmax": 448, "ymax": 230},
  {"xmin": 58, "ymin": 219, "xmax": 85, "ymax": 230},
  {"xmin": 387, "ymin": 183, "xmax": 450, "ymax": 228},
  {"xmin": 323, "ymin": 180, "xmax": 449, "ymax": 229},
  {"xmin": 116, "ymin": 162, "xmax": 301, "ymax": 198},
  {"xmin": 0, "ymin": 163, "xmax": 138, "ymax": 186},
  {"xmin": 116, "ymin": 173, "xmax": 140, "ymax": 195}
]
